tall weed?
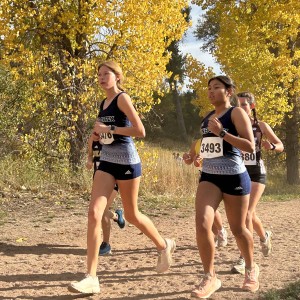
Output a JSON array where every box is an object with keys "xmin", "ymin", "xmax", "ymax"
[{"xmin": 0, "ymin": 142, "xmax": 299, "ymax": 206}]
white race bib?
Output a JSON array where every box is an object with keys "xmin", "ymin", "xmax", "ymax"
[
  {"xmin": 100, "ymin": 132, "xmax": 114, "ymax": 144},
  {"xmin": 242, "ymin": 152, "xmax": 256, "ymax": 165},
  {"xmin": 200, "ymin": 137, "xmax": 223, "ymax": 158}
]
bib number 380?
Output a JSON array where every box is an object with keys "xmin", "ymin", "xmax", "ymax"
[
  {"xmin": 200, "ymin": 137, "xmax": 223, "ymax": 159},
  {"xmin": 242, "ymin": 152, "xmax": 256, "ymax": 165}
]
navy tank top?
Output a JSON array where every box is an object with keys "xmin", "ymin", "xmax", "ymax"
[
  {"xmin": 245, "ymin": 121, "xmax": 266, "ymax": 175},
  {"xmin": 200, "ymin": 107, "xmax": 246, "ymax": 175},
  {"xmin": 97, "ymin": 92, "xmax": 140, "ymax": 165},
  {"xmin": 98, "ymin": 92, "xmax": 132, "ymax": 145}
]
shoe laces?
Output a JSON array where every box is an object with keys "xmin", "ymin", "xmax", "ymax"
[
  {"xmin": 237, "ymin": 257, "xmax": 245, "ymax": 265},
  {"xmin": 261, "ymin": 242, "xmax": 268, "ymax": 249},
  {"xmin": 157, "ymin": 249, "xmax": 164, "ymax": 262},
  {"xmin": 197, "ymin": 273, "xmax": 213, "ymax": 292},
  {"xmin": 219, "ymin": 228, "xmax": 226, "ymax": 238},
  {"xmin": 261, "ymin": 231, "xmax": 271, "ymax": 244},
  {"xmin": 245, "ymin": 268, "xmax": 256, "ymax": 283},
  {"xmin": 81, "ymin": 274, "xmax": 94, "ymax": 283},
  {"xmin": 158, "ymin": 239, "xmax": 169, "ymax": 253},
  {"xmin": 218, "ymin": 232, "xmax": 224, "ymax": 240}
]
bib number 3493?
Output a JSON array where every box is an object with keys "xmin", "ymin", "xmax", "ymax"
[
  {"xmin": 200, "ymin": 137, "xmax": 223, "ymax": 158},
  {"xmin": 100, "ymin": 132, "xmax": 114, "ymax": 144}
]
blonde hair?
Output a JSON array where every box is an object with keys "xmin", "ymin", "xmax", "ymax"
[
  {"xmin": 237, "ymin": 92, "xmax": 255, "ymax": 104},
  {"xmin": 237, "ymin": 91, "xmax": 258, "ymax": 123},
  {"xmin": 230, "ymin": 94, "xmax": 240, "ymax": 107},
  {"xmin": 97, "ymin": 61, "xmax": 124, "ymax": 90}
]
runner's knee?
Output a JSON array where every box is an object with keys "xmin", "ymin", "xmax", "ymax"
[
  {"xmin": 123, "ymin": 210, "xmax": 140, "ymax": 225},
  {"xmin": 88, "ymin": 207, "xmax": 103, "ymax": 224},
  {"xmin": 230, "ymin": 224, "xmax": 245, "ymax": 238},
  {"xmin": 195, "ymin": 215, "xmax": 213, "ymax": 234}
]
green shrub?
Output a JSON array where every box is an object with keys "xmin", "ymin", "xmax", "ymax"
[{"xmin": 259, "ymin": 280, "xmax": 300, "ymax": 300}]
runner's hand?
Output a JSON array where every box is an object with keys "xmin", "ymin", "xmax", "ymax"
[
  {"xmin": 208, "ymin": 117, "xmax": 223, "ymax": 136},
  {"xmin": 93, "ymin": 121, "xmax": 109, "ymax": 134},
  {"xmin": 183, "ymin": 153, "xmax": 191, "ymax": 161},
  {"xmin": 193, "ymin": 155, "xmax": 202, "ymax": 168}
]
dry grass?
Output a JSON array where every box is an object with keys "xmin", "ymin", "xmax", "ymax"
[
  {"xmin": 0, "ymin": 142, "xmax": 299, "ymax": 207},
  {"xmin": 139, "ymin": 143, "xmax": 198, "ymax": 206}
]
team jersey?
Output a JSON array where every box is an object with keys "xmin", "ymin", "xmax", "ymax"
[
  {"xmin": 200, "ymin": 107, "xmax": 246, "ymax": 175},
  {"xmin": 244, "ymin": 121, "xmax": 266, "ymax": 175},
  {"xmin": 97, "ymin": 92, "xmax": 140, "ymax": 165}
]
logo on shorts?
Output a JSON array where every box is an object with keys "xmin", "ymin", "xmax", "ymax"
[
  {"xmin": 125, "ymin": 170, "xmax": 132, "ymax": 175},
  {"xmin": 234, "ymin": 186, "xmax": 243, "ymax": 190}
]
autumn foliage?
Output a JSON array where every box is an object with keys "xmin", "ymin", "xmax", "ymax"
[
  {"xmin": 0, "ymin": 0, "xmax": 189, "ymax": 166},
  {"xmin": 188, "ymin": 0, "xmax": 300, "ymax": 184}
]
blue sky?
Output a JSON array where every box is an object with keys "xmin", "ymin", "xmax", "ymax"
[{"xmin": 179, "ymin": 4, "xmax": 221, "ymax": 74}]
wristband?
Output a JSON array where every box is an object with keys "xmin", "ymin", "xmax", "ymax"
[
  {"xmin": 109, "ymin": 125, "xmax": 116, "ymax": 134},
  {"xmin": 219, "ymin": 129, "xmax": 226, "ymax": 138},
  {"xmin": 270, "ymin": 143, "xmax": 276, "ymax": 150}
]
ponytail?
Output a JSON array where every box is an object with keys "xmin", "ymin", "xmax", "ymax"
[{"xmin": 252, "ymin": 107, "xmax": 258, "ymax": 124}]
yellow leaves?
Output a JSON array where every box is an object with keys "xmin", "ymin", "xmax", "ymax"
[
  {"xmin": 16, "ymin": 237, "xmax": 27, "ymax": 243},
  {"xmin": 190, "ymin": 0, "xmax": 299, "ymax": 125},
  {"xmin": 1, "ymin": 0, "xmax": 189, "ymax": 164},
  {"xmin": 246, "ymin": 7, "xmax": 252, "ymax": 14},
  {"xmin": 185, "ymin": 55, "xmax": 215, "ymax": 115}
]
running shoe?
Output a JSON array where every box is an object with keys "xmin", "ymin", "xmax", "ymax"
[
  {"xmin": 156, "ymin": 238, "xmax": 176, "ymax": 273},
  {"xmin": 260, "ymin": 230, "xmax": 272, "ymax": 256},
  {"xmin": 68, "ymin": 274, "xmax": 100, "ymax": 294},
  {"xmin": 231, "ymin": 256, "xmax": 245, "ymax": 275},
  {"xmin": 99, "ymin": 242, "xmax": 111, "ymax": 255},
  {"xmin": 242, "ymin": 263, "xmax": 259, "ymax": 292},
  {"xmin": 114, "ymin": 209, "xmax": 125, "ymax": 229},
  {"xmin": 191, "ymin": 273, "xmax": 222, "ymax": 298},
  {"xmin": 216, "ymin": 227, "xmax": 228, "ymax": 248}
]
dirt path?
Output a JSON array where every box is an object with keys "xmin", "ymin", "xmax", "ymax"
[{"xmin": 0, "ymin": 192, "xmax": 299, "ymax": 299}]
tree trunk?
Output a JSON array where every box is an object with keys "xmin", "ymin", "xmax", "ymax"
[
  {"xmin": 174, "ymin": 81, "xmax": 188, "ymax": 142},
  {"xmin": 69, "ymin": 100, "xmax": 87, "ymax": 170},
  {"xmin": 285, "ymin": 95, "xmax": 299, "ymax": 185}
]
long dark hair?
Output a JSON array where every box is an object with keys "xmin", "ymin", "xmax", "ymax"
[
  {"xmin": 208, "ymin": 75, "xmax": 236, "ymax": 90},
  {"xmin": 237, "ymin": 92, "xmax": 258, "ymax": 123}
]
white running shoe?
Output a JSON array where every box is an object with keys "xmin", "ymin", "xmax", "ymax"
[
  {"xmin": 242, "ymin": 263, "xmax": 260, "ymax": 292},
  {"xmin": 156, "ymin": 238, "xmax": 176, "ymax": 273},
  {"xmin": 231, "ymin": 257, "xmax": 245, "ymax": 275},
  {"xmin": 216, "ymin": 227, "xmax": 228, "ymax": 248},
  {"xmin": 260, "ymin": 230, "xmax": 272, "ymax": 256},
  {"xmin": 68, "ymin": 274, "xmax": 100, "ymax": 294},
  {"xmin": 191, "ymin": 273, "xmax": 222, "ymax": 298}
]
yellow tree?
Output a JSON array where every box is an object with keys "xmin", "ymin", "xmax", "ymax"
[
  {"xmin": 189, "ymin": 0, "xmax": 300, "ymax": 184},
  {"xmin": 185, "ymin": 55, "xmax": 215, "ymax": 114},
  {"xmin": 0, "ymin": 0, "xmax": 189, "ymax": 168}
]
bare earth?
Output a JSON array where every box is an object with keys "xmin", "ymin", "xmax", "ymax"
[{"xmin": 0, "ymin": 190, "xmax": 299, "ymax": 300}]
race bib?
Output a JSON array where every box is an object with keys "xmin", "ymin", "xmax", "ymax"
[
  {"xmin": 200, "ymin": 137, "xmax": 223, "ymax": 158},
  {"xmin": 242, "ymin": 152, "xmax": 257, "ymax": 165},
  {"xmin": 100, "ymin": 132, "xmax": 114, "ymax": 144}
]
